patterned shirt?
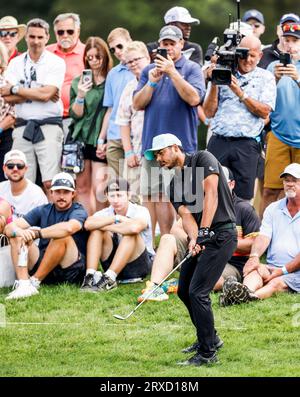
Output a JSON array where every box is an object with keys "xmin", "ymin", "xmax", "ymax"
[
  {"xmin": 0, "ymin": 75, "xmax": 15, "ymax": 122},
  {"xmin": 209, "ymin": 67, "xmax": 276, "ymax": 138},
  {"xmin": 115, "ymin": 78, "xmax": 143, "ymax": 159}
]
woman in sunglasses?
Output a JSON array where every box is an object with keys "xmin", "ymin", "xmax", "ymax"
[
  {"xmin": 69, "ymin": 37, "xmax": 113, "ymax": 214},
  {"xmin": 0, "ymin": 42, "xmax": 15, "ymax": 182},
  {"xmin": 0, "ymin": 16, "xmax": 26, "ymax": 63}
]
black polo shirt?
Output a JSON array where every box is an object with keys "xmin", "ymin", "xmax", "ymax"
[{"xmin": 168, "ymin": 151, "xmax": 236, "ymax": 227}]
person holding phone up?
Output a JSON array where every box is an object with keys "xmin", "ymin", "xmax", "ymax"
[
  {"xmin": 133, "ymin": 25, "xmax": 205, "ymax": 240},
  {"xmin": 69, "ymin": 36, "xmax": 113, "ymax": 214},
  {"xmin": 262, "ymin": 21, "xmax": 300, "ymax": 213}
]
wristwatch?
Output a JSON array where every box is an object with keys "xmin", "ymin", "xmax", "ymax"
[
  {"xmin": 239, "ymin": 92, "xmax": 249, "ymax": 102},
  {"xmin": 10, "ymin": 85, "xmax": 20, "ymax": 95}
]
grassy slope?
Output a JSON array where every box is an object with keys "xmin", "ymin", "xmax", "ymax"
[{"xmin": 0, "ymin": 282, "xmax": 299, "ymax": 377}]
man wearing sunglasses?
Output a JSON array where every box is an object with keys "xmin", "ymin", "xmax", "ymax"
[
  {"xmin": 47, "ymin": 13, "xmax": 85, "ymax": 136},
  {"xmin": 242, "ymin": 9, "xmax": 266, "ymax": 40},
  {"xmin": 262, "ymin": 21, "xmax": 300, "ymax": 215},
  {"xmin": 100, "ymin": 28, "xmax": 134, "ymax": 178},
  {"xmin": 0, "ymin": 150, "xmax": 48, "ymax": 220},
  {"xmin": 4, "ymin": 172, "xmax": 88, "ymax": 300},
  {"xmin": 1, "ymin": 18, "xmax": 66, "ymax": 199},
  {"xmin": 0, "ymin": 16, "xmax": 26, "ymax": 63}
]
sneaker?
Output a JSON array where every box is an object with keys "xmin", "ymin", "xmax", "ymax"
[
  {"xmin": 182, "ymin": 337, "xmax": 223, "ymax": 354},
  {"xmin": 222, "ymin": 276, "xmax": 238, "ymax": 294},
  {"xmin": 5, "ymin": 282, "xmax": 39, "ymax": 300},
  {"xmin": 92, "ymin": 274, "xmax": 117, "ymax": 292},
  {"xmin": 222, "ymin": 281, "xmax": 259, "ymax": 306},
  {"xmin": 161, "ymin": 278, "xmax": 178, "ymax": 294},
  {"xmin": 30, "ymin": 276, "xmax": 41, "ymax": 289},
  {"xmin": 178, "ymin": 351, "xmax": 218, "ymax": 366},
  {"xmin": 80, "ymin": 273, "xmax": 95, "ymax": 292},
  {"xmin": 137, "ymin": 281, "xmax": 169, "ymax": 302}
]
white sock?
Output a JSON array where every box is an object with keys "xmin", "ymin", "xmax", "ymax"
[
  {"xmin": 86, "ymin": 269, "xmax": 96, "ymax": 276},
  {"xmin": 105, "ymin": 269, "xmax": 117, "ymax": 282},
  {"xmin": 18, "ymin": 279, "xmax": 31, "ymax": 287}
]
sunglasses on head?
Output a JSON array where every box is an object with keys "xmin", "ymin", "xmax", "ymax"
[
  {"xmin": 56, "ymin": 29, "xmax": 75, "ymax": 36},
  {"xmin": 109, "ymin": 43, "xmax": 123, "ymax": 54},
  {"xmin": 86, "ymin": 54, "xmax": 102, "ymax": 61},
  {"xmin": 282, "ymin": 24, "xmax": 300, "ymax": 33},
  {"xmin": 6, "ymin": 163, "xmax": 26, "ymax": 170},
  {"xmin": 0, "ymin": 31, "xmax": 18, "ymax": 38}
]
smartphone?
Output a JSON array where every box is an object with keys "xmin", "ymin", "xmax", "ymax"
[
  {"xmin": 279, "ymin": 53, "xmax": 291, "ymax": 66},
  {"xmin": 156, "ymin": 48, "xmax": 168, "ymax": 59},
  {"xmin": 82, "ymin": 69, "xmax": 93, "ymax": 84}
]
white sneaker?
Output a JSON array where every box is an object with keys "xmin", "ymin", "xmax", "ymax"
[
  {"xmin": 5, "ymin": 282, "xmax": 39, "ymax": 300},
  {"xmin": 30, "ymin": 276, "xmax": 41, "ymax": 289}
]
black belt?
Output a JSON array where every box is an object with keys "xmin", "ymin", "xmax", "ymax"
[
  {"xmin": 213, "ymin": 134, "xmax": 261, "ymax": 143},
  {"xmin": 212, "ymin": 222, "xmax": 236, "ymax": 232}
]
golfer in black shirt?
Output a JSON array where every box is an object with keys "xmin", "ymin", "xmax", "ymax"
[{"xmin": 145, "ymin": 134, "xmax": 237, "ymax": 366}]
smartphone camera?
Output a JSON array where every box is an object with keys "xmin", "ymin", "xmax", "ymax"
[
  {"xmin": 279, "ymin": 53, "xmax": 291, "ymax": 66},
  {"xmin": 156, "ymin": 48, "xmax": 168, "ymax": 59},
  {"xmin": 82, "ymin": 69, "xmax": 93, "ymax": 84}
]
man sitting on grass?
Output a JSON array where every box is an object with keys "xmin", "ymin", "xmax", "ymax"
[
  {"xmin": 222, "ymin": 163, "xmax": 300, "ymax": 305},
  {"xmin": 81, "ymin": 177, "xmax": 155, "ymax": 292},
  {"xmin": 4, "ymin": 172, "xmax": 88, "ymax": 300}
]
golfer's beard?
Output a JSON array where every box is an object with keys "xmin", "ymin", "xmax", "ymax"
[{"xmin": 285, "ymin": 190, "xmax": 296, "ymax": 198}]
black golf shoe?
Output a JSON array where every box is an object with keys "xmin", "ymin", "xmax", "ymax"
[
  {"xmin": 182, "ymin": 336, "xmax": 224, "ymax": 354},
  {"xmin": 178, "ymin": 351, "xmax": 218, "ymax": 366}
]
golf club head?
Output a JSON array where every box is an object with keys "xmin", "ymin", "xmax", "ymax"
[{"xmin": 113, "ymin": 314, "xmax": 126, "ymax": 320}]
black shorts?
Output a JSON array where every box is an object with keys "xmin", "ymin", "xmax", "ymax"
[
  {"xmin": 101, "ymin": 233, "xmax": 152, "ymax": 280},
  {"xmin": 30, "ymin": 249, "xmax": 86, "ymax": 285},
  {"xmin": 83, "ymin": 143, "xmax": 107, "ymax": 163}
]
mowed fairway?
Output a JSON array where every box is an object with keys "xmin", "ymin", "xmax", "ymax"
[{"xmin": 0, "ymin": 282, "xmax": 299, "ymax": 377}]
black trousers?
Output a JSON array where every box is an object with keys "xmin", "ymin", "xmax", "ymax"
[
  {"xmin": 0, "ymin": 128, "xmax": 13, "ymax": 182},
  {"xmin": 178, "ymin": 228, "xmax": 237, "ymax": 356}
]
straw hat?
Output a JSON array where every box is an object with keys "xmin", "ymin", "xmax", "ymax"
[{"xmin": 0, "ymin": 16, "xmax": 26, "ymax": 42}]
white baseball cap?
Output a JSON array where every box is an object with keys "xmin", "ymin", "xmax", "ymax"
[
  {"xmin": 164, "ymin": 7, "xmax": 200, "ymax": 25},
  {"xmin": 4, "ymin": 149, "xmax": 27, "ymax": 166},
  {"xmin": 280, "ymin": 163, "xmax": 300, "ymax": 179},
  {"xmin": 144, "ymin": 133, "xmax": 182, "ymax": 161},
  {"xmin": 50, "ymin": 172, "xmax": 75, "ymax": 192}
]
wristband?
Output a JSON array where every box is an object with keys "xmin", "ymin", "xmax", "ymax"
[
  {"xmin": 204, "ymin": 117, "xmax": 211, "ymax": 126},
  {"xmin": 125, "ymin": 150, "xmax": 134, "ymax": 158},
  {"xmin": 239, "ymin": 92, "xmax": 249, "ymax": 102},
  {"xmin": 97, "ymin": 138, "xmax": 104, "ymax": 145},
  {"xmin": 0, "ymin": 127, "xmax": 3, "ymax": 135},
  {"xmin": 11, "ymin": 230, "xmax": 17, "ymax": 238},
  {"xmin": 147, "ymin": 80, "xmax": 158, "ymax": 88},
  {"xmin": 75, "ymin": 97, "xmax": 84, "ymax": 104},
  {"xmin": 282, "ymin": 265, "xmax": 289, "ymax": 275},
  {"xmin": 115, "ymin": 214, "xmax": 120, "ymax": 224},
  {"xmin": 249, "ymin": 253, "xmax": 259, "ymax": 258}
]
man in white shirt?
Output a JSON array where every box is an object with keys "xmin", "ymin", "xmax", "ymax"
[
  {"xmin": 0, "ymin": 18, "xmax": 66, "ymax": 197},
  {"xmin": 0, "ymin": 149, "xmax": 48, "ymax": 219},
  {"xmin": 82, "ymin": 177, "xmax": 154, "ymax": 292}
]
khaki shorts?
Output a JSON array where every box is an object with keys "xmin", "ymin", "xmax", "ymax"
[
  {"xmin": 106, "ymin": 139, "xmax": 124, "ymax": 178},
  {"xmin": 140, "ymin": 157, "xmax": 174, "ymax": 198},
  {"xmin": 12, "ymin": 124, "xmax": 63, "ymax": 182},
  {"xmin": 174, "ymin": 235, "xmax": 188, "ymax": 267},
  {"xmin": 264, "ymin": 131, "xmax": 300, "ymax": 189},
  {"xmin": 221, "ymin": 263, "xmax": 242, "ymax": 282}
]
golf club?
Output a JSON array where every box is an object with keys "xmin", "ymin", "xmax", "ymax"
[{"xmin": 113, "ymin": 251, "xmax": 193, "ymax": 321}]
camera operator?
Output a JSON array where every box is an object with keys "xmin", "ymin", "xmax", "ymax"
[{"xmin": 203, "ymin": 35, "xmax": 276, "ymax": 201}]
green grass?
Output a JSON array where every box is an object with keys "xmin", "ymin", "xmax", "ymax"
[{"xmin": 0, "ymin": 281, "xmax": 299, "ymax": 377}]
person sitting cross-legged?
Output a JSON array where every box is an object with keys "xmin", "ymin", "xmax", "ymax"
[
  {"xmin": 4, "ymin": 172, "xmax": 88, "ymax": 300},
  {"xmin": 81, "ymin": 177, "xmax": 155, "ymax": 292},
  {"xmin": 222, "ymin": 163, "xmax": 300, "ymax": 305}
]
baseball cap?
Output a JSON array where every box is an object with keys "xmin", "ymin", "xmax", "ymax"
[
  {"xmin": 106, "ymin": 177, "xmax": 130, "ymax": 193},
  {"xmin": 282, "ymin": 23, "xmax": 300, "ymax": 39},
  {"xmin": 158, "ymin": 25, "xmax": 183, "ymax": 43},
  {"xmin": 280, "ymin": 13, "xmax": 300, "ymax": 26},
  {"xmin": 144, "ymin": 133, "xmax": 182, "ymax": 161},
  {"xmin": 164, "ymin": 6, "xmax": 200, "ymax": 25},
  {"xmin": 280, "ymin": 163, "xmax": 300, "ymax": 179},
  {"xmin": 50, "ymin": 172, "xmax": 75, "ymax": 192},
  {"xmin": 4, "ymin": 149, "xmax": 27, "ymax": 166},
  {"xmin": 242, "ymin": 9, "xmax": 264, "ymax": 25},
  {"xmin": 222, "ymin": 166, "xmax": 234, "ymax": 182}
]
